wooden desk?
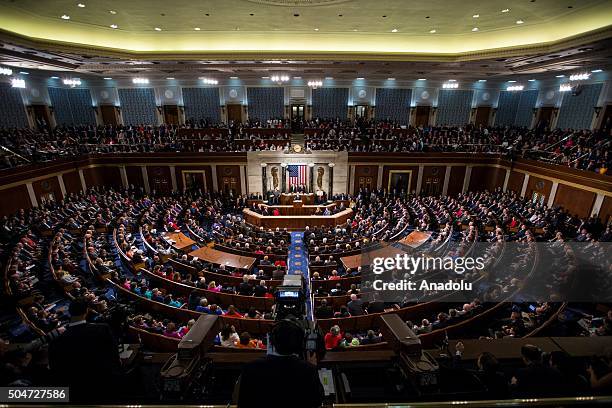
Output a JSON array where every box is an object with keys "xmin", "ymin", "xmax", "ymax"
[
  {"xmin": 189, "ymin": 246, "xmax": 256, "ymax": 270},
  {"xmin": 399, "ymin": 231, "xmax": 432, "ymax": 248},
  {"xmin": 551, "ymin": 336, "xmax": 612, "ymax": 357},
  {"xmin": 243, "ymin": 208, "xmax": 353, "ymax": 230},
  {"xmin": 341, "ymin": 244, "xmax": 410, "ymax": 270},
  {"xmin": 163, "ymin": 232, "xmax": 196, "ymax": 251},
  {"xmin": 281, "ymin": 193, "xmax": 315, "ymax": 205}
]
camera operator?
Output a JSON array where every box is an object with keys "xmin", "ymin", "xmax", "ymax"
[
  {"xmin": 236, "ymin": 319, "xmax": 324, "ymax": 408},
  {"xmin": 48, "ymin": 297, "xmax": 122, "ymax": 402}
]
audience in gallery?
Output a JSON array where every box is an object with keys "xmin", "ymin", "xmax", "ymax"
[
  {"xmin": 0, "ymin": 182, "xmax": 610, "ymax": 400},
  {"xmin": 0, "ymin": 117, "xmax": 609, "ymax": 175}
]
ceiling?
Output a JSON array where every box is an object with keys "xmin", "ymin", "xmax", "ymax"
[
  {"xmin": 0, "ymin": 0, "xmax": 611, "ymax": 84},
  {"xmin": 0, "ymin": 0, "xmax": 611, "ymax": 55}
]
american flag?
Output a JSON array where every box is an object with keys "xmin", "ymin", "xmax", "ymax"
[{"xmin": 288, "ymin": 165, "xmax": 307, "ymax": 186}]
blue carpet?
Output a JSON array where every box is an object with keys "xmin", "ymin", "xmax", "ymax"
[{"xmin": 289, "ymin": 231, "xmax": 312, "ymax": 319}]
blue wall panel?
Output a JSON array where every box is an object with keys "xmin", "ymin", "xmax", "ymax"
[
  {"xmin": 118, "ymin": 88, "xmax": 157, "ymax": 125},
  {"xmin": 436, "ymin": 89, "xmax": 473, "ymax": 126},
  {"xmin": 0, "ymin": 84, "xmax": 28, "ymax": 128},
  {"xmin": 375, "ymin": 88, "xmax": 412, "ymax": 124},
  {"xmin": 182, "ymin": 87, "xmax": 221, "ymax": 123},
  {"xmin": 557, "ymin": 83, "xmax": 603, "ymax": 130},
  {"xmin": 246, "ymin": 87, "xmax": 284, "ymax": 121},
  {"xmin": 312, "ymin": 88, "xmax": 349, "ymax": 119},
  {"xmin": 48, "ymin": 87, "xmax": 96, "ymax": 126}
]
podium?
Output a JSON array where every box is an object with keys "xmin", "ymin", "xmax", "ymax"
[{"xmin": 280, "ymin": 193, "xmax": 314, "ymax": 205}]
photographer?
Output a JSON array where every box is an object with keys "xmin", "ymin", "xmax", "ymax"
[
  {"xmin": 236, "ymin": 319, "xmax": 324, "ymax": 408},
  {"xmin": 48, "ymin": 297, "xmax": 122, "ymax": 402}
]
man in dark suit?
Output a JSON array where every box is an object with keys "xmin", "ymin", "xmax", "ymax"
[
  {"xmin": 347, "ymin": 294, "xmax": 365, "ymax": 316},
  {"xmin": 511, "ymin": 344, "xmax": 563, "ymax": 397},
  {"xmin": 315, "ymin": 299, "xmax": 334, "ymax": 319},
  {"xmin": 49, "ymin": 298, "xmax": 122, "ymax": 402}
]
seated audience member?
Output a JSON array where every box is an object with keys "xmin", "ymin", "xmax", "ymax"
[{"xmin": 511, "ymin": 344, "xmax": 563, "ymax": 397}]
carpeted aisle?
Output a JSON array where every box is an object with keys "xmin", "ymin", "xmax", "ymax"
[{"xmin": 288, "ymin": 231, "xmax": 312, "ymax": 319}]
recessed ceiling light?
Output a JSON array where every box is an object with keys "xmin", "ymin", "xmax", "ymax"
[
  {"xmin": 472, "ymin": 27, "xmax": 479, "ymax": 31},
  {"xmin": 591, "ymin": 69, "xmax": 603, "ymax": 73},
  {"xmin": 110, "ymin": 24, "xmax": 118, "ymax": 29},
  {"xmin": 325, "ymin": 77, "xmax": 333, "ymax": 80},
  {"xmin": 293, "ymin": 76, "xmax": 302, "ymax": 79},
  {"xmin": 478, "ymin": 79, "xmax": 487, "ymax": 82},
  {"xmin": 387, "ymin": 77, "xmax": 396, "ymax": 80},
  {"xmin": 109, "ymin": 10, "xmax": 117, "ymax": 14},
  {"xmin": 262, "ymin": 76, "xmax": 270, "ymax": 79},
  {"xmin": 77, "ymin": 3, "xmax": 85, "ymax": 8},
  {"xmin": 166, "ymin": 77, "xmax": 174, "ymax": 80},
  {"xmin": 429, "ymin": 29, "xmax": 437, "ymax": 33},
  {"xmin": 352, "ymin": 28, "xmax": 358, "ymax": 31},
  {"xmin": 154, "ymin": 27, "xmax": 162, "ymax": 31},
  {"xmin": 501, "ymin": 8, "xmax": 510, "ymax": 13},
  {"xmin": 508, "ymin": 80, "xmax": 516, "ymax": 82},
  {"xmin": 391, "ymin": 28, "xmax": 398, "ymax": 32},
  {"xmin": 473, "ymin": 14, "xmax": 480, "ymax": 18},
  {"xmin": 61, "ymin": 15, "xmax": 70, "ymax": 20},
  {"xmin": 418, "ymin": 78, "xmax": 426, "ymax": 81},
  {"xmin": 104, "ymin": 77, "xmax": 112, "ymax": 80},
  {"xmin": 229, "ymin": 76, "xmax": 239, "ymax": 79},
  {"xmin": 356, "ymin": 77, "xmax": 365, "ymax": 80},
  {"xmin": 194, "ymin": 27, "xmax": 201, "ymax": 31},
  {"xmin": 314, "ymin": 28, "xmax": 319, "ymax": 31},
  {"xmin": 516, "ymin": 19, "xmax": 524, "ymax": 24},
  {"xmin": 528, "ymin": 79, "xmax": 536, "ymax": 81},
  {"xmin": 20, "ymin": 71, "xmax": 29, "ymax": 75},
  {"xmin": 556, "ymin": 74, "xmax": 565, "ymax": 78},
  {"xmin": 51, "ymin": 76, "xmax": 59, "ymax": 79}
]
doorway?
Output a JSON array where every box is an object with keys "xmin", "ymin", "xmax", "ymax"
[
  {"xmin": 31, "ymin": 104, "xmax": 51, "ymax": 130},
  {"xmin": 182, "ymin": 171, "xmax": 206, "ymax": 192},
  {"xmin": 100, "ymin": 105, "xmax": 118, "ymax": 126},
  {"xmin": 163, "ymin": 105, "xmax": 179, "ymax": 125},
  {"xmin": 227, "ymin": 104, "xmax": 243, "ymax": 124},
  {"xmin": 537, "ymin": 107, "xmax": 555, "ymax": 129},
  {"xmin": 387, "ymin": 170, "xmax": 412, "ymax": 196},
  {"xmin": 414, "ymin": 106, "xmax": 430, "ymax": 127},
  {"xmin": 291, "ymin": 104, "xmax": 305, "ymax": 132},
  {"xmin": 474, "ymin": 107, "xmax": 491, "ymax": 127},
  {"xmin": 355, "ymin": 105, "xmax": 368, "ymax": 119},
  {"xmin": 600, "ymin": 104, "xmax": 612, "ymax": 131}
]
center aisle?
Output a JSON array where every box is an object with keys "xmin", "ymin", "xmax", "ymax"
[{"xmin": 288, "ymin": 231, "xmax": 312, "ymax": 319}]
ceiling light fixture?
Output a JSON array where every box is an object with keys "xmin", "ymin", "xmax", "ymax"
[
  {"xmin": 478, "ymin": 79, "xmax": 487, "ymax": 82},
  {"xmin": 559, "ymin": 84, "xmax": 572, "ymax": 92},
  {"xmin": 109, "ymin": 10, "xmax": 117, "ymax": 14},
  {"xmin": 555, "ymin": 74, "xmax": 565, "ymax": 78},
  {"xmin": 104, "ymin": 77, "xmax": 112, "ymax": 80},
  {"xmin": 61, "ymin": 15, "xmax": 70, "ymax": 20},
  {"xmin": 448, "ymin": 79, "xmax": 457, "ymax": 82},
  {"xmin": 194, "ymin": 27, "xmax": 201, "ymax": 31},
  {"xmin": 569, "ymin": 73, "xmax": 590, "ymax": 81},
  {"xmin": 429, "ymin": 29, "xmax": 436, "ymax": 33},
  {"xmin": 516, "ymin": 19, "xmax": 524, "ymax": 24},
  {"xmin": 262, "ymin": 76, "xmax": 270, "ymax": 79},
  {"xmin": 271, "ymin": 75, "xmax": 289, "ymax": 84},
  {"xmin": 501, "ymin": 8, "xmax": 510, "ymax": 13},
  {"xmin": 387, "ymin": 77, "xmax": 396, "ymax": 80},
  {"xmin": 293, "ymin": 76, "xmax": 302, "ymax": 79},
  {"xmin": 110, "ymin": 24, "xmax": 118, "ymax": 29},
  {"xmin": 473, "ymin": 14, "xmax": 480, "ymax": 18},
  {"xmin": 356, "ymin": 77, "xmax": 365, "ymax": 80},
  {"xmin": 50, "ymin": 76, "xmax": 59, "ymax": 79},
  {"xmin": 63, "ymin": 78, "xmax": 82, "ymax": 87},
  {"xmin": 0, "ymin": 67, "xmax": 12, "ymax": 76},
  {"xmin": 472, "ymin": 27, "xmax": 479, "ymax": 31},
  {"xmin": 201, "ymin": 78, "xmax": 218, "ymax": 85},
  {"xmin": 166, "ymin": 77, "xmax": 174, "ymax": 80},
  {"xmin": 418, "ymin": 78, "xmax": 426, "ymax": 81},
  {"xmin": 307, "ymin": 80, "xmax": 323, "ymax": 89},
  {"xmin": 132, "ymin": 77, "xmax": 149, "ymax": 84},
  {"xmin": 528, "ymin": 79, "xmax": 536, "ymax": 82},
  {"xmin": 77, "ymin": 3, "xmax": 85, "ymax": 7},
  {"xmin": 154, "ymin": 27, "xmax": 162, "ymax": 31},
  {"xmin": 230, "ymin": 76, "xmax": 239, "ymax": 79},
  {"xmin": 314, "ymin": 28, "xmax": 319, "ymax": 31},
  {"xmin": 325, "ymin": 77, "xmax": 334, "ymax": 80},
  {"xmin": 443, "ymin": 82, "xmax": 459, "ymax": 89},
  {"xmin": 19, "ymin": 71, "xmax": 29, "ymax": 75},
  {"xmin": 591, "ymin": 69, "xmax": 603, "ymax": 73},
  {"xmin": 391, "ymin": 28, "xmax": 398, "ymax": 32},
  {"xmin": 507, "ymin": 85, "xmax": 524, "ymax": 91},
  {"xmin": 507, "ymin": 80, "xmax": 516, "ymax": 83},
  {"xmin": 11, "ymin": 78, "xmax": 25, "ymax": 88}
]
